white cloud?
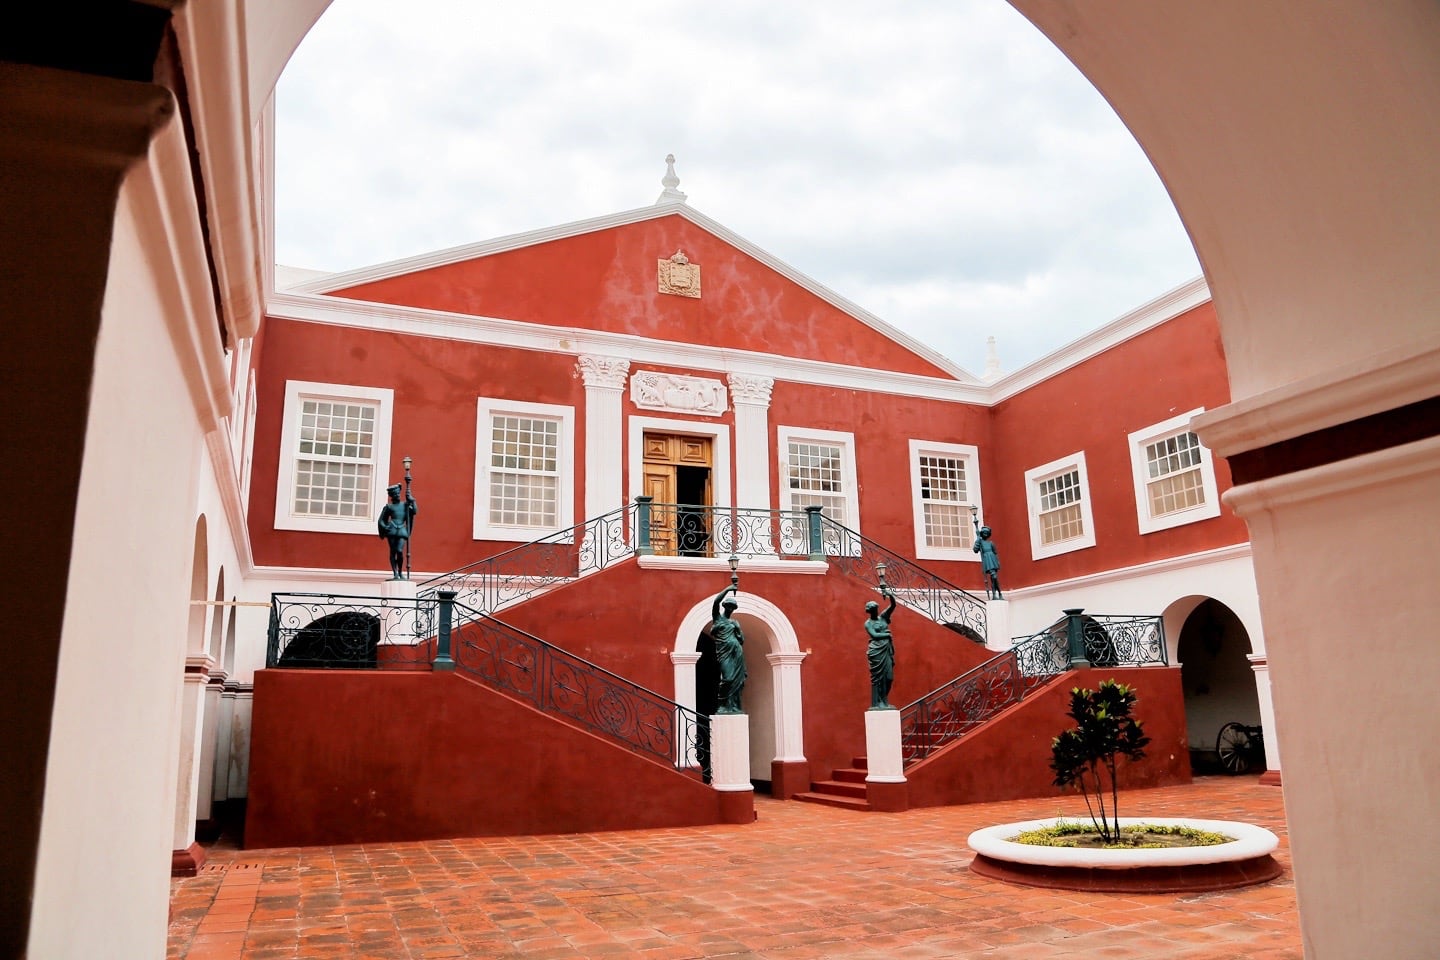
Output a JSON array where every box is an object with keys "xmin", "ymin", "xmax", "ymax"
[{"xmin": 275, "ymin": 0, "xmax": 1201, "ymax": 376}]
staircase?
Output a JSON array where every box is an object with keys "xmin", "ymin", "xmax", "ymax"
[{"xmin": 794, "ymin": 757, "xmax": 874, "ymax": 811}]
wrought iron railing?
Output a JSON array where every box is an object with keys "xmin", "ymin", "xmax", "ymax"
[
  {"xmin": 265, "ymin": 590, "xmax": 709, "ymax": 780},
  {"xmin": 643, "ymin": 501, "xmax": 818, "ymax": 559},
  {"xmin": 447, "ymin": 599, "xmax": 709, "ymax": 780},
  {"xmin": 899, "ymin": 611, "xmax": 1167, "ymax": 765},
  {"xmin": 816, "ymin": 515, "xmax": 988, "ymax": 643},
  {"xmin": 267, "ymin": 592, "xmax": 436, "ymax": 669},
  {"xmin": 417, "ymin": 504, "xmax": 639, "ymax": 616}
]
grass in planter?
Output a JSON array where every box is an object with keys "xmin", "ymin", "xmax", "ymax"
[{"xmin": 1011, "ymin": 820, "xmax": 1235, "ymax": 849}]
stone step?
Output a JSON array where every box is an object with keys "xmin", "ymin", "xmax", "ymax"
[
  {"xmin": 792, "ymin": 791, "xmax": 871, "ymax": 812},
  {"xmin": 832, "ymin": 767, "xmax": 868, "ymax": 784},
  {"xmin": 810, "ymin": 779, "xmax": 867, "ymax": 799}
]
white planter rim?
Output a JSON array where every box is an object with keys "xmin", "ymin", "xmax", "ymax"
[{"xmin": 967, "ymin": 817, "xmax": 1278, "ymax": 870}]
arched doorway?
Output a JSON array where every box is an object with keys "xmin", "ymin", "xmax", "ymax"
[{"xmin": 1173, "ymin": 598, "xmax": 1261, "ymax": 774}]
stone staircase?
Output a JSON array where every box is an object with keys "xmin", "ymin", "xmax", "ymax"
[{"xmin": 794, "ymin": 757, "xmax": 873, "ymax": 811}]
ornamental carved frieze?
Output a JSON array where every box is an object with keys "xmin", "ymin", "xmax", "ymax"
[
  {"xmin": 727, "ymin": 373, "xmax": 775, "ymax": 406},
  {"xmin": 658, "ymin": 249, "xmax": 701, "ymax": 298},
  {"xmin": 630, "ymin": 371, "xmax": 727, "ymax": 415},
  {"xmin": 577, "ymin": 355, "xmax": 630, "ymax": 390}
]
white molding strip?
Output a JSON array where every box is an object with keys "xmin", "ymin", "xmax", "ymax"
[
  {"xmin": 988, "ymin": 277, "xmax": 1211, "ymax": 402},
  {"xmin": 267, "ymin": 291, "xmax": 993, "ymax": 404},
  {"xmin": 1192, "ymin": 334, "xmax": 1440, "ymax": 457},
  {"xmin": 637, "ymin": 555, "xmax": 828, "ymax": 576},
  {"xmin": 247, "ymin": 565, "xmax": 433, "ymax": 587},
  {"xmin": 1003, "ymin": 542, "xmax": 1253, "ymax": 599},
  {"xmin": 285, "ymin": 202, "xmax": 977, "ymax": 383},
  {"xmin": 1222, "ymin": 434, "xmax": 1440, "ymax": 517}
]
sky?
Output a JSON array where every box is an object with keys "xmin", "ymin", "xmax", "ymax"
[{"xmin": 273, "ymin": 0, "xmax": 1203, "ymax": 378}]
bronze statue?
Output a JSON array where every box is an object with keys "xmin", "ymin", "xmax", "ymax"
[
  {"xmin": 865, "ymin": 588, "xmax": 898, "ymax": 709},
  {"xmin": 973, "ymin": 520, "xmax": 1002, "ymax": 599},
  {"xmin": 377, "ymin": 481, "xmax": 417, "ymax": 580},
  {"xmin": 711, "ymin": 584, "xmax": 746, "ymax": 714}
]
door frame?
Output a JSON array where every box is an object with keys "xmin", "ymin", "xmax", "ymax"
[{"xmin": 628, "ymin": 415, "xmax": 732, "ymax": 512}]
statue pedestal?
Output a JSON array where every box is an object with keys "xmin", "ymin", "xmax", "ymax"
[
  {"xmin": 984, "ymin": 599, "xmax": 1011, "ymax": 652},
  {"xmin": 710, "ymin": 713, "xmax": 755, "ymax": 824},
  {"xmin": 864, "ymin": 708, "xmax": 909, "ymax": 812},
  {"xmin": 379, "ymin": 578, "xmax": 421, "ymax": 659}
]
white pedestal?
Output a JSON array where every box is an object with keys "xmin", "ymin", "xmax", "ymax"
[
  {"xmin": 864, "ymin": 708, "xmax": 906, "ymax": 784},
  {"xmin": 379, "ymin": 577, "xmax": 420, "ymax": 646},
  {"xmin": 710, "ymin": 713, "xmax": 753, "ymax": 792},
  {"xmin": 984, "ymin": 599, "xmax": 1012, "ymax": 651}
]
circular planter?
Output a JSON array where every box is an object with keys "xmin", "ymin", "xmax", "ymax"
[{"xmin": 967, "ymin": 817, "xmax": 1282, "ymax": 893}]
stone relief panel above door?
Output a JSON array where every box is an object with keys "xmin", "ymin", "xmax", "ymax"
[{"xmin": 630, "ymin": 371, "xmax": 728, "ymax": 416}]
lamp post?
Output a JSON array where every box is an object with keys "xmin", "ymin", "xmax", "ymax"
[
  {"xmin": 402, "ymin": 456, "xmax": 414, "ymax": 579},
  {"xmin": 728, "ymin": 553, "xmax": 740, "ymax": 588}
]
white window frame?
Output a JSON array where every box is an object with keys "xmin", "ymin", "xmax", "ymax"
[
  {"xmin": 1127, "ymin": 408, "xmax": 1221, "ymax": 534},
  {"xmin": 777, "ymin": 425, "xmax": 861, "ymax": 552},
  {"xmin": 908, "ymin": 440, "xmax": 983, "ymax": 562},
  {"xmin": 1024, "ymin": 452, "xmax": 1097, "ymax": 560},
  {"xmin": 474, "ymin": 397, "xmax": 576, "ymax": 542},
  {"xmin": 274, "ymin": 380, "xmax": 394, "ymax": 535}
]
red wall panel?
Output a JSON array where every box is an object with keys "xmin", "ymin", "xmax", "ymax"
[
  {"xmin": 333, "ymin": 215, "xmax": 957, "ymax": 379},
  {"xmin": 244, "ymin": 669, "xmax": 724, "ymax": 848}
]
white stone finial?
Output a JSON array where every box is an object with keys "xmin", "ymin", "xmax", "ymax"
[
  {"xmin": 983, "ymin": 336, "xmax": 1003, "ymax": 380},
  {"xmin": 657, "ymin": 153, "xmax": 688, "ymax": 204}
]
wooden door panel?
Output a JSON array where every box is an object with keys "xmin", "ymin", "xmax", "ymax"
[{"xmin": 643, "ymin": 463, "xmax": 677, "ymax": 556}]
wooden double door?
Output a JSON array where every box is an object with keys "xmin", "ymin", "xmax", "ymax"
[{"xmin": 642, "ymin": 432, "xmax": 713, "ymax": 557}]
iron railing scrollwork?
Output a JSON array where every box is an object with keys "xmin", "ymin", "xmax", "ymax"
[
  {"xmin": 815, "ymin": 516, "xmax": 989, "ymax": 643},
  {"xmin": 447, "ymin": 600, "xmax": 709, "ymax": 780},
  {"xmin": 267, "ymin": 592, "xmax": 436, "ymax": 669},
  {"xmin": 899, "ymin": 612, "xmax": 1168, "ymax": 765}
]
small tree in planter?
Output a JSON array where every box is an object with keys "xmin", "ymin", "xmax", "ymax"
[{"xmin": 1050, "ymin": 680, "xmax": 1151, "ymax": 843}]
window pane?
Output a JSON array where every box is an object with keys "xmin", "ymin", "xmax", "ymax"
[
  {"xmin": 1039, "ymin": 502, "xmax": 1084, "ymax": 544},
  {"xmin": 1148, "ymin": 467, "xmax": 1206, "ymax": 516},
  {"xmin": 923, "ymin": 501, "xmax": 971, "ymax": 548}
]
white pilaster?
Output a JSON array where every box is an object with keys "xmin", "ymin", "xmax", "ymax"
[
  {"xmin": 578, "ymin": 355, "xmax": 629, "ymax": 521},
  {"xmin": 1248, "ymin": 654, "xmax": 1282, "ymax": 775},
  {"xmin": 728, "ymin": 374, "xmax": 774, "ymax": 513},
  {"xmin": 226, "ymin": 687, "xmax": 253, "ymax": 798},
  {"xmin": 212, "ymin": 684, "xmax": 236, "ymax": 802},
  {"xmin": 864, "ymin": 708, "xmax": 906, "ymax": 783},
  {"xmin": 766, "ymin": 650, "xmax": 808, "ymax": 762},
  {"xmin": 195, "ymin": 670, "xmax": 226, "ymax": 821},
  {"xmin": 710, "ymin": 713, "xmax": 753, "ymax": 792},
  {"xmin": 173, "ymin": 654, "xmax": 214, "ymax": 849}
]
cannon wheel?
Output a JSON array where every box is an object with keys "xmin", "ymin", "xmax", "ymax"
[{"xmin": 1215, "ymin": 722, "xmax": 1254, "ymax": 775}]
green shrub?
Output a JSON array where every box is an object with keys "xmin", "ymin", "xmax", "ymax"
[{"xmin": 1049, "ymin": 680, "xmax": 1151, "ymax": 843}]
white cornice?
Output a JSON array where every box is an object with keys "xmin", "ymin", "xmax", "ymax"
[
  {"xmin": 267, "ymin": 291, "xmax": 994, "ymax": 404},
  {"xmin": 1223, "ymin": 434, "xmax": 1440, "ymax": 517},
  {"xmin": 283, "ymin": 202, "xmax": 978, "ymax": 384},
  {"xmin": 1192, "ymin": 333, "xmax": 1440, "ymax": 457},
  {"xmin": 1003, "ymin": 541, "xmax": 1253, "ymax": 599},
  {"xmin": 205, "ymin": 425, "xmax": 255, "ymax": 574},
  {"xmin": 988, "ymin": 277, "xmax": 1212, "ymax": 402}
]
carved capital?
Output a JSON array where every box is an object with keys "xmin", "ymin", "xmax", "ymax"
[
  {"xmin": 577, "ymin": 355, "xmax": 630, "ymax": 390},
  {"xmin": 728, "ymin": 374, "xmax": 775, "ymax": 406}
]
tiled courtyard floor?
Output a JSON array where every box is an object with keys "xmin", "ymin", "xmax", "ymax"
[{"xmin": 169, "ymin": 775, "xmax": 1299, "ymax": 959}]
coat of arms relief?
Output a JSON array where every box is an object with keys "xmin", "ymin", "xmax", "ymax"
[{"xmin": 658, "ymin": 249, "xmax": 701, "ymax": 298}]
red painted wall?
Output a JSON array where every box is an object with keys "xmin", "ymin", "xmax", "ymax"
[
  {"xmin": 492, "ymin": 563, "xmax": 995, "ymax": 780},
  {"xmin": 244, "ymin": 669, "xmax": 724, "ymax": 849},
  {"xmin": 333, "ymin": 215, "xmax": 957, "ymax": 379},
  {"xmin": 906, "ymin": 666, "xmax": 1191, "ymax": 808},
  {"xmin": 987, "ymin": 303, "xmax": 1246, "ymax": 588}
]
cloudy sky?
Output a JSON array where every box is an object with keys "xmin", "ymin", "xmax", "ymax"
[{"xmin": 274, "ymin": 0, "xmax": 1202, "ymax": 377}]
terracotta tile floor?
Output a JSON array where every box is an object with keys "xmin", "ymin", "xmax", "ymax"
[{"xmin": 169, "ymin": 776, "xmax": 1299, "ymax": 959}]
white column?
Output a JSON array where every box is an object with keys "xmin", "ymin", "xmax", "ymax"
[
  {"xmin": 195, "ymin": 670, "xmax": 225, "ymax": 823},
  {"xmin": 983, "ymin": 599, "xmax": 1012, "ymax": 652},
  {"xmin": 211, "ymin": 683, "xmax": 236, "ymax": 803},
  {"xmin": 172, "ymin": 654, "xmax": 214, "ymax": 851},
  {"xmin": 728, "ymin": 374, "xmax": 774, "ymax": 513},
  {"xmin": 578, "ymin": 355, "xmax": 630, "ymax": 522},
  {"xmin": 864, "ymin": 709, "xmax": 905, "ymax": 783},
  {"xmin": 1248, "ymin": 654, "xmax": 1282, "ymax": 775},
  {"xmin": 766, "ymin": 651, "xmax": 808, "ymax": 762},
  {"xmin": 709, "ymin": 713, "xmax": 753, "ymax": 792},
  {"xmin": 226, "ymin": 686, "xmax": 253, "ymax": 798}
]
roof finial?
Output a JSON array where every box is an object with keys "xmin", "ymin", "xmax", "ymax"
[
  {"xmin": 657, "ymin": 153, "xmax": 688, "ymax": 204},
  {"xmin": 983, "ymin": 336, "xmax": 1003, "ymax": 381}
]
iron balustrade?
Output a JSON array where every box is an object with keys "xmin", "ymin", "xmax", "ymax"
[
  {"xmin": 447, "ymin": 599, "xmax": 709, "ymax": 780},
  {"xmin": 265, "ymin": 591, "xmax": 710, "ymax": 780},
  {"xmin": 815, "ymin": 515, "xmax": 989, "ymax": 643},
  {"xmin": 641, "ymin": 501, "xmax": 818, "ymax": 559},
  {"xmin": 267, "ymin": 592, "xmax": 436, "ymax": 669},
  {"xmin": 899, "ymin": 612, "xmax": 1168, "ymax": 765}
]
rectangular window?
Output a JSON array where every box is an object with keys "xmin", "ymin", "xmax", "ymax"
[
  {"xmin": 1024, "ymin": 452, "xmax": 1097, "ymax": 559},
  {"xmin": 1128, "ymin": 410, "xmax": 1222, "ymax": 533},
  {"xmin": 274, "ymin": 381, "xmax": 394, "ymax": 535},
  {"xmin": 908, "ymin": 440, "xmax": 983, "ymax": 561},
  {"xmin": 474, "ymin": 398, "xmax": 575, "ymax": 541},
  {"xmin": 777, "ymin": 426, "xmax": 861, "ymax": 554}
]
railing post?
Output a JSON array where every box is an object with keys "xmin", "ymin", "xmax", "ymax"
[
  {"xmin": 804, "ymin": 505, "xmax": 824, "ymax": 561},
  {"xmin": 433, "ymin": 590, "xmax": 457, "ymax": 671},
  {"xmin": 1064, "ymin": 607, "xmax": 1091, "ymax": 669},
  {"xmin": 266, "ymin": 598, "xmax": 280, "ymax": 668},
  {"xmin": 635, "ymin": 496, "xmax": 655, "ymax": 556}
]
